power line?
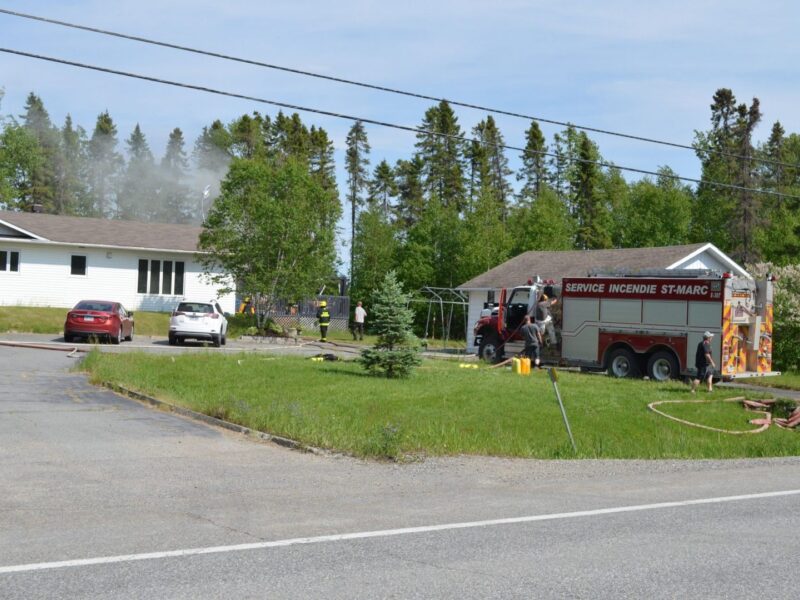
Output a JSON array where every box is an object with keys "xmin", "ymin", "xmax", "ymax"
[
  {"xmin": 1, "ymin": 6, "xmax": 797, "ymax": 172},
  {"xmin": 2, "ymin": 46, "xmax": 798, "ymax": 202}
]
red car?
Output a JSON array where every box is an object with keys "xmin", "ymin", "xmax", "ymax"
[{"xmin": 64, "ymin": 300, "xmax": 134, "ymax": 344}]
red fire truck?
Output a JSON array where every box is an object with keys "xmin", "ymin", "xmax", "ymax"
[{"xmin": 473, "ymin": 270, "xmax": 777, "ymax": 381}]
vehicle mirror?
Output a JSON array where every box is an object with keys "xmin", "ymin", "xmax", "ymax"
[{"xmin": 128, "ymin": 312, "xmax": 134, "ymax": 318}]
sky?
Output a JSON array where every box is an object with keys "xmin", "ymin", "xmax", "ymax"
[{"xmin": 1, "ymin": 0, "xmax": 799, "ymax": 265}]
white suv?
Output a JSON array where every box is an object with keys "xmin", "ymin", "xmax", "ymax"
[{"xmin": 169, "ymin": 300, "xmax": 228, "ymax": 347}]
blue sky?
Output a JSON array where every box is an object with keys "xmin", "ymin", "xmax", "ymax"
[{"xmin": 2, "ymin": 1, "xmax": 799, "ymax": 262}]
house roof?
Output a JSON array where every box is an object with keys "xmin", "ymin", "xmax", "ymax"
[
  {"xmin": 457, "ymin": 243, "xmax": 719, "ymax": 289},
  {"xmin": 0, "ymin": 211, "xmax": 202, "ymax": 253}
]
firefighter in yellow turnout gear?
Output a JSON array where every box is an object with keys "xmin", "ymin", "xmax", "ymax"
[{"xmin": 316, "ymin": 300, "xmax": 331, "ymax": 342}]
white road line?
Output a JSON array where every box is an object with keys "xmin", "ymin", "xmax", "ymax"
[{"xmin": 2, "ymin": 488, "xmax": 798, "ymax": 575}]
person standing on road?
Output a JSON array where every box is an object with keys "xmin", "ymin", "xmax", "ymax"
[
  {"xmin": 520, "ymin": 315, "xmax": 542, "ymax": 368},
  {"xmin": 691, "ymin": 331, "xmax": 716, "ymax": 393},
  {"xmin": 316, "ymin": 300, "xmax": 331, "ymax": 342},
  {"xmin": 353, "ymin": 301, "xmax": 367, "ymax": 341}
]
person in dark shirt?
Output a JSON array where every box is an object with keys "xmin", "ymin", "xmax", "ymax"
[
  {"xmin": 691, "ymin": 331, "xmax": 716, "ymax": 393},
  {"xmin": 520, "ymin": 315, "xmax": 542, "ymax": 368}
]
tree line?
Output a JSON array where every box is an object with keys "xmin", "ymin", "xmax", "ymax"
[{"xmin": 2, "ymin": 87, "xmax": 799, "ymax": 311}]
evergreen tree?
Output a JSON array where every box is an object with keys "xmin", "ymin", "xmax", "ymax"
[
  {"xmin": 86, "ymin": 111, "xmax": 123, "ymax": 216},
  {"xmin": 469, "ymin": 115, "xmax": 512, "ymax": 214},
  {"xmin": 345, "ymin": 120, "xmax": 370, "ymax": 282},
  {"xmin": 394, "ymin": 156, "xmax": 425, "ymax": 229},
  {"xmin": 518, "ymin": 120, "xmax": 549, "ymax": 201},
  {"xmin": 159, "ymin": 128, "xmax": 192, "ymax": 223},
  {"xmin": 359, "ymin": 271, "xmax": 421, "ymax": 378},
  {"xmin": 20, "ymin": 92, "xmax": 60, "ymax": 212},
  {"xmin": 415, "ymin": 101, "xmax": 466, "ymax": 211},
  {"xmin": 118, "ymin": 124, "xmax": 155, "ymax": 220},
  {"xmin": 308, "ymin": 125, "xmax": 337, "ymax": 194},
  {"xmin": 193, "ymin": 119, "xmax": 232, "ymax": 173},
  {"xmin": 55, "ymin": 115, "xmax": 87, "ymax": 215},
  {"xmin": 572, "ymin": 132, "xmax": 612, "ymax": 249},
  {"xmin": 367, "ymin": 159, "xmax": 397, "ymax": 214}
]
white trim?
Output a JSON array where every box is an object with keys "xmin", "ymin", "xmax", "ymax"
[
  {"xmin": 0, "ymin": 218, "xmax": 47, "ymax": 241},
  {"xmin": 0, "ymin": 236, "xmax": 202, "ymax": 255},
  {"xmin": 665, "ymin": 243, "xmax": 750, "ymax": 279}
]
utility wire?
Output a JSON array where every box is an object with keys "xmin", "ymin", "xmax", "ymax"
[
  {"xmin": 2, "ymin": 46, "xmax": 798, "ymax": 202},
  {"xmin": 1, "ymin": 6, "xmax": 797, "ymax": 172}
]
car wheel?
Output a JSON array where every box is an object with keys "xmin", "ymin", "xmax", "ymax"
[
  {"xmin": 478, "ymin": 332, "xmax": 504, "ymax": 363},
  {"xmin": 647, "ymin": 351, "xmax": 679, "ymax": 382},
  {"xmin": 607, "ymin": 347, "xmax": 639, "ymax": 378},
  {"xmin": 212, "ymin": 334, "xmax": 221, "ymax": 348},
  {"xmin": 221, "ymin": 333, "xmax": 227, "ymax": 346},
  {"xmin": 168, "ymin": 333, "xmax": 176, "ymax": 346},
  {"xmin": 125, "ymin": 325, "xmax": 134, "ymax": 342},
  {"xmin": 64, "ymin": 333, "xmax": 73, "ymax": 343},
  {"xmin": 111, "ymin": 326, "xmax": 122, "ymax": 345}
]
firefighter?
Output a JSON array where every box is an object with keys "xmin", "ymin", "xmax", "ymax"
[
  {"xmin": 534, "ymin": 293, "xmax": 558, "ymax": 347},
  {"xmin": 238, "ymin": 296, "xmax": 255, "ymax": 315},
  {"xmin": 520, "ymin": 315, "xmax": 542, "ymax": 368},
  {"xmin": 316, "ymin": 300, "xmax": 331, "ymax": 342},
  {"xmin": 691, "ymin": 331, "xmax": 716, "ymax": 393}
]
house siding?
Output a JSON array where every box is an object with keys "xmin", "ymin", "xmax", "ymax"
[{"xmin": 0, "ymin": 242, "xmax": 235, "ymax": 313}]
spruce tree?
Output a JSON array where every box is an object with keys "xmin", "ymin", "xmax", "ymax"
[
  {"xmin": 345, "ymin": 120, "xmax": 370, "ymax": 284},
  {"xmin": 86, "ymin": 111, "xmax": 123, "ymax": 217},
  {"xmin": 159, "ymin": 127, "xmax": 192, "ymax": 223},
  {"xmin": 20, "ymin": 93, "xmax": 60, "ymax": 212},
  {"xmin": 359, "ymin": 271, "xmax": 421, "ymax": 378},
  {"xmin": 367, "ymin": 159, "xmax": 397, "ymax": 214},
  {"xmin": 415, "ymin": 101, "xmax": 466, "ymax": 212},
  {"xmin": 56, "ymin": 115, "xmax": 87, "ymax": 215},
  {"xmin": 518, "ymin": 120, "xmax": 548, "ymax": 201},
  {"xmin": 118, "ymin": 124, "xmax": 155, "ymax": 220}
]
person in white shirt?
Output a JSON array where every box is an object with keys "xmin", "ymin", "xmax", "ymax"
[{"xmin": 353, "ymin": 301, "xmax": 367, "ymax": 340}]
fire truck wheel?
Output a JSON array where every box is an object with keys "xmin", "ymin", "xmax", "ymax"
[
  {"xmin": 478, "ymin": 332, "xmax": 503, "ymax": 363},
  {"xmin": 607, "ymin": 347, "xmax": 639, "ymax": 378},
  {"xmin": 646, "ymin": 351, "xmax": 679, "ymax": 382}
]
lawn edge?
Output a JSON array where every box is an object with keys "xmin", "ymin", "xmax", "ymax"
[{"xmin": 102, "ymin": 381, "xmax": 332, "ymax": 457}]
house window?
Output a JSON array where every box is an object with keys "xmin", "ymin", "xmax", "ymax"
[
  {"xmin": 162, "ymin": 261, "xmax": 173, "ymax": 295},
  {"xmin": 149, "ymin": 260, "xmax": 161, "ymax": 294},
  {"xmin": 0, "ymin": 250, "xmax": 20, "ymax": 272},
  {"xmin": 174, "ymin": 261, "xmax": 185, "ymax": 295},
  {"xmin": 137, "ymin": 260, "xmax": 148, "ymax": 293},
  {"xmin": 138, "ymin": 259, "xmax": 184, "ymax": 295},
  {"xmin": 71, "ymin": 255, "xmax": 87, "ymax": 276}
]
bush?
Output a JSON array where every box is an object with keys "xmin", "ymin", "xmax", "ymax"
[{"xmin": 359, "ymin": 271, "xmax": 421, "ymax": 378}]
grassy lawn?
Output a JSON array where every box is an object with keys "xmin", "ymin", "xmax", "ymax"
[
  {"xmin": 739, "ymin": 371, "xmax": 800, "ymax": 392},
  {"xmin": 80, "ymin": 351, "xmax": 799, "ymax": 460}
]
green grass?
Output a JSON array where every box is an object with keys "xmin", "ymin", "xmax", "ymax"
[
  {"xmin": 80, "ymin": 351, "xmax": 799, "ymax": 460},
  {"xmin": 739, "ymin": 371, "xmax": 800, "ymax": 391}
]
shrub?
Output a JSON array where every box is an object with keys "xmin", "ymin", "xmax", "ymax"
[{"xmin": 359, "ymin": 271, "xmax": 421, "ymax": 378}]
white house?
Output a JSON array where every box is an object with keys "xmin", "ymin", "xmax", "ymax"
[
  {"xmin": 457, "ymin": 243, "xmax": 751, "ymax": 350},
  {"xmin": 0, "ymin": 210, "xmax": 235, "ymax": 313}
]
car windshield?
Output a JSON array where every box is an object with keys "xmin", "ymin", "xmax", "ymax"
[
  {"xmin": 177, "ymin": 302, "xmax": 213, "ymax": 314},
  {"xmin": 75, "ymin": 301, "xmax": 114, "ymax": 312}
]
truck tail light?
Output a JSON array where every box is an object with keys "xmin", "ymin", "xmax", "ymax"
[
  {"xmin": 722, "ymin": 271, "xmax": 732, "ymax": 279},
  {"xmin": 172, "ymin": 310, "xmax": 185, "ymax": 317}
]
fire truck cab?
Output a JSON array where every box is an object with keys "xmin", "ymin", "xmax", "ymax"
[{"xmin": 474, "ymin": 270, "xmax": 778, "ymax": 381}]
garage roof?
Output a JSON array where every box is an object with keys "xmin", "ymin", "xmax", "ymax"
[{"xmin": 457, "ymin": 243, "xmax": 732, "ymax": 290}]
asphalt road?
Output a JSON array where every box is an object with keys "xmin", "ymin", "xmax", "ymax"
[{"xmin": 1, "ymin": 344, "xmax": 799, "ymax": 599}]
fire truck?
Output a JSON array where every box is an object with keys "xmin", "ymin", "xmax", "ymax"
[{"xmin": 473, "ymin": 270, "xmax": 777, "ymax": 381}]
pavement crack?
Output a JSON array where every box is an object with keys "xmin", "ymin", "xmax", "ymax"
[{"xmin": 182, "ymin": 511, "xmax": 267, "ymax": 542}]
